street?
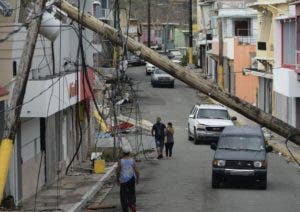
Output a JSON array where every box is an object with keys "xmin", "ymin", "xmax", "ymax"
[{"xmin": 92, "ymin": 66, "xmax": 300, "ymax": 212}]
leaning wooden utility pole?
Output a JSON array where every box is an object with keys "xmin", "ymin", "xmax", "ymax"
[
  {"xmin": 0, "ymin": 0, "xmax": 47, "ymax": 203},
  {"xmin": 56, "ymin": 0, "xmax": 300, "ymax": 145},
  {"xmin": 217, "ymin": 3, "xmax": 224, "ymax": 88}
]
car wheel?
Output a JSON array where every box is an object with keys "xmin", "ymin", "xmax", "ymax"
[
  {"xmin": 212, "ymin": 172, "xmax": 220, "ymax": 188},
  {"xmin": 193, "ymin": 128, "xmax": 199, "ymax": 144},
  {"xmin": 188, "ymin": 125, "xmax": 193, "ymax": 141},
  {"xmin": 152, "ymin": 83, "xmax": 156, "ymax": 87},
  {"xmin": 170, "ymin": 82, "xmax": 174, "ymax": 88}
]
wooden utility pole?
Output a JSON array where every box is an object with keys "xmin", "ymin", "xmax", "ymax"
[
  {"xmin": 0, "ymin": 0, "xmax": 47, "ymax": 202},
  {"xmin": 56, "ymin": 0, "xmax": 300, "ymax": 145},
  {"xmin": 217, "ymin": 16, "xmax": 224, "ymax": 87},
  {"xmin": 147, "ymin": 0, "xmax": 151, "ymax": 48},
  {"xmin": 188, "ymin": 0, "xmax": 193, "ymax": 64}
]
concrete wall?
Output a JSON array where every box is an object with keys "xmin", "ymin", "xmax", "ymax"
[
  {"xmin": 0, "ymin": 0, "xmax": 18, "ymax": 86},
  {"xmin": 255, "ymin": 2, "xmax": 288, "ymax": 66},
  {"xmin": 234, "ymin": 38, "xmax": 258, "ymax": 104},
  {"xmin": 20, "ymin": 118, "xmax": 44, "ymax": 201},
  {"xmin": 273, "ymin": 68, "xmax": 300, "ymax": 97},
  {"xmin": 274, "ymin": 92, "xmax": 295, "ymax": 126}
]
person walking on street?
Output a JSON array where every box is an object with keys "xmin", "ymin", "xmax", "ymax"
[
  {"xmin": 116, "ymin": 146, "xmax": 139, "ymax": 212},
  {"xmin": 165, "ymin": 122, "xmax": 175, "ymax": 158},
  {"xmin": 151, "ymin": 117, "xmax": 166, "ymax": 159}
]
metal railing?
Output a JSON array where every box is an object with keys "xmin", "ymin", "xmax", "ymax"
[{"xmin": 237, "ymin": 36, "xmax": 256, "ymax": 45}]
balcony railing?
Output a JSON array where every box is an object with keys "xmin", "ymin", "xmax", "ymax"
[
  {"xmin": 237, "ymin": 36, "xmax": 256, "ymax": 45},
  {"xmin": 94, "ymin": 8, "xmax": 112, "ymax": 20}
]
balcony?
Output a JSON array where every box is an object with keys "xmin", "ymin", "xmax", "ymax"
[
  {"xmin": 237, "ymin": 36, "xmax": 256, "ymax": 45},
  {"xmin": 94, "ymin": 8, "xmax": 113, "ymax": 21}
]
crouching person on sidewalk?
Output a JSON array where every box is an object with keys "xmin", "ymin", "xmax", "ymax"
[{"xmin": 116, "ymin": 146, "xmax": 140, "ymax": 212}]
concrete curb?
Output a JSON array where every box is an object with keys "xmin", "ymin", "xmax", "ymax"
[{"xmin": 69, "ymin": 163, "xmax": 118, "ymax": 212}]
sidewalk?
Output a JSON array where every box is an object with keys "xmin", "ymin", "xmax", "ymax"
[
  {"xmin": 18, "ymin": 162, "xmax": 117, "ymax": 212},
  {"xmin": 198, "ymin": 92, "xmax": 300, "ymax": 165}
]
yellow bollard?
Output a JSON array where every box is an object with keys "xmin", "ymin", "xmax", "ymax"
[
  {"xmin": 0, "ymin": 139, "xmax": 13, "ymax": 203},
  {"xmin": 94, "ymin": 160, "xmax": 106, "ymax": 174},
  {"xmin": 188, "ymin": 47, "xmax": 193, "ymax": 64}
]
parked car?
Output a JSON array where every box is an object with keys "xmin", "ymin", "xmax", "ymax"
[
  {"xmin": 210, "ymin": 126, "xmax": 273, "ymax": 189},
  {"xmin": 187, "ymin": 104, "xmax": 236, "ymax": 144},
  {"xmin": 171, "ymin": 59, "xmax": 181, "ymax": 65},
  {"xmin": 167, "ymin": 49, "xmax": 183, "ymax": 60},
  {"xmin": 145, "ymin": 62, "xmax": 155, "ymax": 75},
  {"xmin": 151, "ymin": 68, "xmax": 175, "ymax": 88},
  {"xmin": 128, "ymin": 53, "xmax": 145, "ymax": 66}
]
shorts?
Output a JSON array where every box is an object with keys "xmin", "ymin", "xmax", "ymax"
[{"xmin": 155, "ymin": 139, "xmax": 164, "ymax": 149}]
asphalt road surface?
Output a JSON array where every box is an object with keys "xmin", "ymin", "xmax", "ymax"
[{"xmin": 92, "ymin": 66, "xmax": 300, "ymax": 212}]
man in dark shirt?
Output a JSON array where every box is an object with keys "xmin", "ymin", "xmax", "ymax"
[{"xmin": 151, "ymin": 117, "xmax": 166, "ymax": 159}]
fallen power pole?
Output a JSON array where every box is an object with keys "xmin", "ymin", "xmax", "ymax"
[
  {"xmin": 0, "ymin": 0, "xmax": 47, "ymax": 203},
  {"xmin": 56, "ymin": 0, "xmax": 300, "ymax": 145}
]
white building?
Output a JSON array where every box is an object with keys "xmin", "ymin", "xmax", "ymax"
[{"xmin": 0, "ymin": 0, "xmax": 96, "ymax": 205}]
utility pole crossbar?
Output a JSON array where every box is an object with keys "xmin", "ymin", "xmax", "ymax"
[{"xmin": 56, "ymin": 0, "xmax": 300, "ymax": 145}]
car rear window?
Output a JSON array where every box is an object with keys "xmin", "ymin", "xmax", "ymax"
[
  {"xmin": 154, "ymin": 69, "xmax": 165, "ymax": 74},
  {"xmin": 218, "ymin": 135, "xmax": 264, "ymax": 151},
  {"xmin": 197, "ymin": 109, "xmax": 229, "ymax": 120}
]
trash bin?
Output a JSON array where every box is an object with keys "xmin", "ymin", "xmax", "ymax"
[{"xmin": 94, "ymin": 160, "xmax": 105, "ymax": 174}]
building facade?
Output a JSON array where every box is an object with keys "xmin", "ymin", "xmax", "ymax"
[
  {"xmin": 272, "ymin": 1, "xmax": 300, "ymax": 128},
  {"xmin": 0, "ymin": 0, "xmax": 95, "ymax": 205}
]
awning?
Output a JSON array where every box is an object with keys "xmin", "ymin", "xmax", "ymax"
[
  {"xmin": 249, "ymin": 0, "xmax": 287, "ymax": 7},
  {"xmin": 243, "ymin": 68, "xmax": 273, "ymax": 79},
  {"xmin": 255, "ymin": 56, "xmax": 274, "ymax": 62},
  {"xmin": 275, "ymin": 15, "xmax": 295, "ymax": 20},
  {"xmin": 218, "ymin": 8, "xmax": 257, "ymax": 18},
  {"xmin": 249, "ymin": 1, "xmax": 287, "ymax": 14},
  {"xmin": 206, "ymin": 50, "xmax": 233, "ymax": 61},
  {"xmin": 206, "ymin": 50, "xmax": 218, "ymax": 61},
  {"xmin": 198, "ymin": 40, "xmax": 213, "ymax": 45},
  {"xmin": 0, "ymin": 86, "xmax": 9, "ymax": 101}
]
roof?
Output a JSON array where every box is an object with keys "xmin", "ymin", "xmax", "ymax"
[
  {"xmin": 0, "ymin": 86, "xmax": 9, "ymax": 97},
  {"xmin": 222, "ymin": 126, "xmax": 263, "ymax": 137},
  {"xmin": 249, "ymin": 0, "xmax": 287, "ymax": 7},
  {"xmin": 218, "ymin": 8, "xmax": 257, "ymax": 18},
  {"xmin": 196, "ymin": 104, "xmax": 228, "ymax": 110}
]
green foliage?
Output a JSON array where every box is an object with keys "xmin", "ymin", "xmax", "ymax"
[{"xmin": 181, "ymin": 55, "xmax": 188, "ymax": 66}]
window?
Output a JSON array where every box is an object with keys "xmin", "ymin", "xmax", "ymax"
[
  {"xmin": 257, "ymin": 42, "xmax": 267, "ymax": 50},
  {"xmin": 282, "ymin": 19, "xmax": 295, "ymax": 67},
  {"xmin": 297, "ymin": 17, "xmax": 300, "ymax": 50},
  {"xmin": 234, "ymin": 19, "xmax": 250, "ymax": 36},
  {"xmin": 197, "ymin": 109, "xmax": 230, "ymax": 120},
  {"xmin": 297, "ymin": 17, "xmax": 300, "ymax": 67},
  {"xmin": 218, "ymin": 136, "xmax": 264, "ymax": 151}
]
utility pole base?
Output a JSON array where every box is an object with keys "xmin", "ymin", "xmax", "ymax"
[{"xmin": 0, "ymin": 139, "xmax": 13, "ymax": 203}]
